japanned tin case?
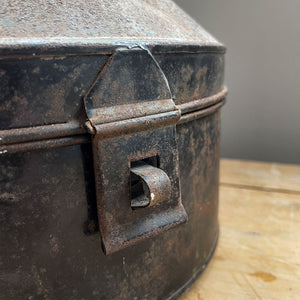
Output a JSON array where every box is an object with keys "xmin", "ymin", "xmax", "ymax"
[{"xmin": 0, "ymin": 0, "xmax": 227, "ymax": 299}]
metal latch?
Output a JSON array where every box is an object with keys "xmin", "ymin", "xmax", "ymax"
[
  {"xmin": 84, "ymin": 47, "xmax": 187, "ymax": 255},
  {"xmin": 130, "ymin": 161, "xmax": 171, "ymax": 209}
]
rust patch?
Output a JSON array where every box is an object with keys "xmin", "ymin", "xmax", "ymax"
[{"xmin": 49, "ymin": 235, "xmax": 59, "ymax": 254}]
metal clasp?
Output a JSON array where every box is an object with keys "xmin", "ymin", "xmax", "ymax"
[
  {"xmin": 130, "ymin": 162, "xmax": 171, "ymax": 209},
  {"xmin": 84, "ymin": 47, "xmax": 187, "ymax": 255}
]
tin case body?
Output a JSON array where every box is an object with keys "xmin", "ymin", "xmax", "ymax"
[{"xmin": 0, "ymin": 1, "xmax": 226, "ymax": 299}]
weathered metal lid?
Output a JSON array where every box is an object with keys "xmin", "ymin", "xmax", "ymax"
[
  {"xmin": 0, "ymin": 0, "xmax": 226, "ymax": 133},
  {"xmin": 0, "ymin": 0, "xmax": 224, "ymax": 54}
]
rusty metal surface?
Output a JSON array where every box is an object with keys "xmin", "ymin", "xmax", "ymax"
[
  {"xmin": 0, "ymin": 0, "xmax": 224, "ymax": 54},
  {"xmin": 155, "ymin": 52, "xmax": 225, "ymax": 104},
  {"xmin": 0, "ymin": 49, "xmax": 225, "ymax": 299},
  {"xmin": 83, "ymin": 47, "xmax": 176, "ymax": 124},
  {"xmin": 0, "ymin": 135, "xmax": 89, "ymax": 155},
  {"xmin": 0, "ymin": 101, "xmax": 226, "ymax": 156},
  {"xmin": 0, "ymin": 111, "xmax": 221, "ymax": 299},
  {"xmin": 178, "ymin": 99, "xmax": 226, "ymax": 125},
  {"xmin": 0, "ymin": 113, "xmax": 223, "ymax": 296},
  {"xmin": 92, "ymin": 123, "xmax": 187, "ymax": 255},
  {"xmin": 0, "ymin": 48, "xmax": 226, "ymax": 298},
  {"xmin": 84, "ymin": 47, "xmax": 187, "ymax": 254},
  {"xmin": 0, "ymin": 122, "xmax": 85, "ymax": 145},
  {"xmin": 0, "ymin": 94, "xmax": 226, "ymax": 155},
  {"xmin": 0, "ymin": 55, "xmax": 109, "ymax": 130},
  {"xmin": 0, "ymin": 52, "xmax": 224, "ymax": 130},
  {"xmin": 130, "ymin": 162, "xmax": 172, "ymax": 208},
  {"xmin": 179, "ymin": 86, "xmax": 227, "ymax": 114}
]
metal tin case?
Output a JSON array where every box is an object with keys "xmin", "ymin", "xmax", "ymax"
[{"xmin": 0, "ymin": 1, "xmax": 227, "ymax": 299}]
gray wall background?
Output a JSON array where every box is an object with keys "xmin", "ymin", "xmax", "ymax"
[{"xmin": 174, "ymin": 0, "xmax": 300, "ymax": 164}]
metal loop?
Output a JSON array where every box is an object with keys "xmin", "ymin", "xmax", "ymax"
[{"xmin": 130, "ymin": 162, "xmax": 171, "ymax": 208}]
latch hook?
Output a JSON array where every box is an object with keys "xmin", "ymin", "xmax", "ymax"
[{"xmin": 130, "ymin": 162, "xmax": 171, "ymax": 209}]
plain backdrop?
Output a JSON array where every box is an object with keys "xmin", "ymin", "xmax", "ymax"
[{"xmin": 174, "ymin": 0, "xmax": 300, "ymax": 164}]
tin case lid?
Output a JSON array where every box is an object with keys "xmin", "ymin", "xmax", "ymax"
[
  {"xmin": 0, "ymin": 0, "xmax": 225, "ymax": 54},
  {"xmin": 0, "ymin": 0, "xmax": 226, "ymax": 132}
]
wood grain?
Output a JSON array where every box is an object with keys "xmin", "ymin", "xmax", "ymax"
[
  {"xmin": 180, "ymin": 159, "xmax": 300, "ymax": 300},
  {"xmin": 220, "ymin": 159, "xmax": 300, "ymax": 193}
]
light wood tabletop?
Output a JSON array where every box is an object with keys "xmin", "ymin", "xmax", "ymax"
[{"xmin": 180, "ymin": 159, "xmax": 300, "ymax": 300}]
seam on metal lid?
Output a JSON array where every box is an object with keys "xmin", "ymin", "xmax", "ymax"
[{"xmin": 0, "ymin": 91, "xmax": 226, "ymax": 154}]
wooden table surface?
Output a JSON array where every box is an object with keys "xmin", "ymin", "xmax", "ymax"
[{"xmin": 180, "ymin": 159, "xmax": 300, "ymax": 300}]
